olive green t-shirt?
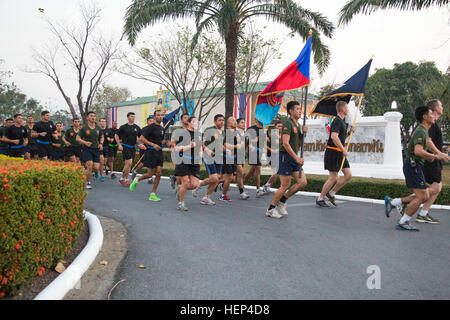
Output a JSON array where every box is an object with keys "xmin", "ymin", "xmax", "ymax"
[
  {"xmin": 280, "ymin": 117, "xmax": 302, "ymax": 155},
  {"xmin": 406, "ymin": 124, "xmax": 428, "ymax": 166},
  {"xmin": 79, "ymin": 124, "xmax": 103, "ymax": 149},
  {"xmin": 64, "ymin": 127, "xmax": 81, "ymax": 147},
  {"xmin": 26, "ymin": 125, "xmax": 36, "ymax": 144}
]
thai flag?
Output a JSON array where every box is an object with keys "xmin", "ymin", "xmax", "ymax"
[
  {"xmin": 108, "ymin": 107, "xmax": 117, "ymax": 128},
  {"xmin": 234, "ymin": 93, "xmax": 251, "ymax": 129}
]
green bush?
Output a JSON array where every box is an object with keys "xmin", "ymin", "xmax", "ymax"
[
  {"xmin": 0, "ymin": 155, "xmax": 86, "ymax": 297},
  {"xmin": 113, "ymin": 152, "xmax": 449, "ymax": 205}
]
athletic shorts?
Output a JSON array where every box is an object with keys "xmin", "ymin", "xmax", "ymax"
[
  {"xmin": 65, "ymin": 145, "xmax": 82, "ymax": 158},
  {"xmin": 403, "ymin": 161, "xmax": 427, "ymax": 190},
  {"xmin": 222, "ymin": 164, "xmax": 236, "ymax": 175},
  {"xmin": 25, "ymin": 144, "xmax": 38, "ymax": 157},
  {"xmin": 8, "ymin": 146, "xmax": 25, "ymax": 158},
  {"xmin": 324, "ymin": 148, "xmax": 350, "ymax": 172},
  {"xmin": 103, "ymin": 146, "xmax": 117, "ymax": 158},
  {"xmin": 82, "ymin": 146, "xmax": 101, "ymax": 163},
  {"xmin": 143, "ymin": 149, "xmax": 163, "ymax": 169},
  {"xmin": 277, "ymin": 151, "xmax": 302, "ymax": 176},
  {"xmin": 50, "ymin": 149, "xmax": 65, "ymax": 161},
  {"xmin": 139, "ymin": 148, "xmax": 146, "ymax": 158},
  {"xmin": 122, "ymin": 146, "xmax": 136, "ymax": 161},
  {"xmin": 174, "ymin": 163, "xmax": 200, "ymax": 178},
  {"xmin": 0, "ymin": 146, "xmax": 8, "ymax": 156},
  {"xmin": 423, "ymin": 160, "xmax": 442, "ymax": 184},
  {"xmin": 37, "ymin": 142, "xmax": 52, "ymax": 158}
]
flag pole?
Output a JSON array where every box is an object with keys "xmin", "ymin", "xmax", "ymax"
[
  {"xmin": 300, "ymin": 29, "xmax": 313, "ymax": 158},
  {"xmin": 339, "ymin": 94, "xmax": 363, "ymax": 171}
]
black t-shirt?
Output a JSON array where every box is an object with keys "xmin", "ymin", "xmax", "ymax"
[
  {"xmin": 224, "ymin": 129, "xmax": 239, "ymax": 160},
  {"xmin": 142, "ymin": 123, "xmax": 164, "ymax": 147},
  {"xmin": 428, "ymin": 122, "xmax": 443, "ymax": 152},
  {"xmin": 327, "ymin": 116, "xmax": 348, "ymax": 148},
  {"xmin": 100, "ymin": 128, "xmax": 109, "ymax": 147},
  {"xmin": 5, "ymin": 125, "xmax": 28, "ymax": 147},
  {"xmin": 118, "ymin": 123, "xmax": 141, "ymax": 146},
  {"xmin": 174, "ymin": 129, "xmax": 202, "ymax": 164},
  {"xmin": 34, "ymin": 120, "xmax": 56, "ymax": 143},
  {"xmin": 0, "ymin": 126, "xmax": 7, "ymax": 147},
  {"xmin": 104, "ymin": 128, "xmax": 118, "ymax": 146},
  {"xmin": 246, "ymin": 125, "xmax": 264, "ymax": 152}
]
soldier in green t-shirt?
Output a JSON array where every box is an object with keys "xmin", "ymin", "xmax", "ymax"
[
  {"xmin": 76, "ymin": 111, "xmax": 104, "ymax": 190},
  {"xmin": 266, "ymin": 101, "xmax": 308, "ymax": 219},
  {"xmin": 384, "ymin": 106, "xmax": 448, "ymax": 231},
  {"xmin": 63, "ymin": 118, "xmax": 82, "ymax": 163}
]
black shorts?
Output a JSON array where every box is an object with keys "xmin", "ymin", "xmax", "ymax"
[
  {"xmin": 174, "ymin": 163, "xmax": 200, "ymax": 178},
  {"xmin": 8, "ymin": 146, "xmax": 26, "ymax": 158},
  {"xmin": 50, "ymin": 149, "xmax": 65, "ymax": 161},
  {"xmin": 0, "ymin": 146, "xmax": 8, "ymax": 156},
  {"xmin": 139, "ymin": 148, "xmax": 146, "ymax": 158},
  {"xmin": 277, "ymin": 151, "xmax": 302, "ymax": 176},
  {"xmin": 65, "ymin": 145, "xmax": 82, "ymax": 158},
  {"xmin": 324, "ymin": 148, "xmax": 350, "ymax": 172},
  {"xmin": 403, "ymin": 161, "xmax": 427, "ymax": 189},
  {"xmin": 103, "ymin": 146, "xmax": 117, "ymax": 158},
  {"xmin": 82, "ymin": 146, "xmax": 101, "ymax": 163},
  {"xmin": 25, "ymin": 144, "xmax": 38, "ymax": 157},
  {"xmin": 143, "ymin": 149, "xmax": 163, "ymax": 169},
  {"xmin": 222, "ymin": 164, "xmax": 236, "ymax": 175},
  {"xmin": 423, "ymin": 160, "xmax": 442, "ymax": 184},
  {"xmin": 37, "ymin": 142, "xmax": 52, "ymax": 158},
  {"xmin": 122, "ymin": 146, "xmax": 136, "ymax": 161}
]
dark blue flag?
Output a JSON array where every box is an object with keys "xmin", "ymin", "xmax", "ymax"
[
  {"xmin": 163, "ymin": 107, "xmax": 181, "ymax": 128},
  {"xmin": 311, "ymin": 59, "xmax": 372, "ymax": 117}
]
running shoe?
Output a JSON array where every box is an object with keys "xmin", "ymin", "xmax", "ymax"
[
  {"xmin": 130, "ymin": 177, "xmax": 139, "ymax": 191},
  {"xmin": 148, "ymin": 177, "xmax": 154, "ymax": 184},
  {"xmin": 239, "ymin": 192, "xmax": 249, "ymax": 200},
  {"xmin": 316, "ymin": 198, "xmax": 331, "ymax": 208},
  {"xmin": 119, "ymin": 179, "xmax": 129, "ymax": 187},
  {"xmin": 85, "ymin": 182, "xmax": 92, "ymax": 190},
  {"xmin": 276, "ymin": 202, "xmax": 288, "ymax": 216},
  {"xmin": 94, "ymin": 171, "xmax": 99, "ymax": 179},
  {"xmin": 105, "ymin": 167, "xmax": 110, "ymax": 176},
  {"xmin": 416, "ymin": 214, "xmax": 440, "ymax": 224},
  {"xmin": 200, "ymin": 197, "xmax": 215, "ymax": 205},
  {"xmin": 170, "ymin": 175, "xmax": 176, "ymax": 189},
  {"xmin": 130, "ymin": 170, "xmax": 137, "ymax": 181},
  {"xmin": 177, "ymin": 202, "xmax": 188, "ymax": 212},
  {"xmin": 265, "ymin": 207, "xmax": 283, "ymax": 219},
  {"xmin": 218, "ymin": 194, "xmax": 232, "ymax": 202},
  {"xmin": 111, "ymin": 173, "xmax": 117, "ymax": 179},
  {"xmin": 192, "ymin": 186, "xmax": 200, "ymax": 198},
  {"xmin": 148, "ymin": 193, "xmax": 161, "ymax": 202},
  {"xmin": 99, "ymin": 176, "xmax": 105, "ymax": 182},
  {"xmin": 256, "ymin": 189, "xmax": 265, "ymax": 198},
  {"xmin": 326, "ymin": 192, "xmax": 337, "ymax": 207},
  {"xmin": 384, "ymin": 196, "xmax": 394, "ymax": 218},
  {"xmin": 262, "ymin": 184, "xmax": 271, "ymax": 194},
  {"xmin": 396, "ymin": 220, "xmax": 419, "ymax": 231}
]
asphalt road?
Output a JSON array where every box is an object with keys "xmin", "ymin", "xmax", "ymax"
[{"xmin": 85, "ymin": 176, "xmax": 450, "ymax": 300}]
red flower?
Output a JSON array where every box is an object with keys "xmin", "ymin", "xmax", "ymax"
[
  {"xmin": 3, "ymin": 178, "xmax": 8, "ymax": 183},
  {"xmin": 15, "ymin": 243, "xmax": 20, "ymax": 250},
  {"xmin": 27, "ymin": 219, "xmax": 31, "ymax": 224},
  {"xmin": 37, "ymin": 270, "xmax": 43, "ymax": 276},
  {"xmin": 2, "ymin": 196, "xmax": 7, "ymax": 202},
  {"xmin": 2, "ymin": 234, "xmax": 6, "ymax": 239},
  {"xmin": 65, "ymin": 181, "xmax": 69, "ymax": 185},
  {"xmin": 62, "ymin": 209, "xmax": 66, "ymax": 214},
  {"xmin": 19, "ymin": 225, "xmax": 24, "ymax": 230},
  {"xmin": 1, "ymin": 277, "xmax": 6, "ymax": 285},
  {"xmin": 70, "ymin": 222, "xmax": 75, "ymax": 229},
  {"xmin": 3, "ymin": 184, "xmax": 10, "ymax": 190}
]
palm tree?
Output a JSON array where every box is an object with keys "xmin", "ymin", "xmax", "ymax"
[
  {"xmin": 339, "ymin": 0, "xmax": 449, "ymax": 26},
  {"xmin": 123, "ymin": 0, "xmax": 334, "ymax": 117}
]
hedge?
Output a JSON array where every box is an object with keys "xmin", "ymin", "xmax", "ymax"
[
  {"xmin": 0, "ymin": 155, "xmax": 86, "ymax": 298},
  {"xmin": 113, "ymin": 151, "xmax": 449, "ymax": 205}
]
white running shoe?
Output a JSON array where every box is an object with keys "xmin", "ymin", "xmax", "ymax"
[
  {"xmin": 85, "ymin": 182, "xmax": 92, "ymax": 190},
  {"xmin": 256, "ymin": 189, "xmax": 265, "ymax": 198},
  {"xmin": 239, "ymin": 192, "xmax": 250, "ymax": 200},
  {"xmin": 200, "ymin": 196, "xmax": 215, "ymax": 205},
  {"xmin": 266, "ymin": 207, "xmax": 283, "ymax": 219},
  {"xmin": 276, "ymin": 202, "xmax": 288, "ymax": 216},
  {"xmin": 192, "ymin": 186, "xmax": 200, "ymax": 198},
  {"xmin": 262, "ymin": 184, "xmax": 271, "ymax": 194}
]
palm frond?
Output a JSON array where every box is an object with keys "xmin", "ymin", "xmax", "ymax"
[{"xmin": 338, "ymin": 0, "xmax": 449, "ymax": 26}]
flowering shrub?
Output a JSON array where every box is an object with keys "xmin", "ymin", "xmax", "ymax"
[{"xmin": 0, "ymin": 155, "xmax": 86, "ymax": 297}]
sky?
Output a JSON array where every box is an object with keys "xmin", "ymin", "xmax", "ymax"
[{"xmin": 0, "ymin": 0, "xmax": 449, "ymax": 113}]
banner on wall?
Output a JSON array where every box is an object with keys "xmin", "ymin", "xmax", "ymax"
[
  {"xmin": 156, "ymin": 88, "xmax": 171, "ymax": 111},
  {"xmin": 141, "ymin": 103, "xmax": 150, "ymax": 127}
]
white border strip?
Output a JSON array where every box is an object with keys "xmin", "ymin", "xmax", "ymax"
[{"xmin": 34, "ymin": 211, "xmax": 103, "ymax": 300}]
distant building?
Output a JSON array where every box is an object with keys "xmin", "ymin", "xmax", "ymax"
[{"xmin": 105, "ymin": 82, "xmax": 318, "ymax": 130}]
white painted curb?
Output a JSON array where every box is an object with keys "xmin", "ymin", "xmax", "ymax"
[
  {"xmin": 34, "ymin": 210, "xmax": 103, "ymax": 300},
  {"xmin": 113, "ymin": 171, "xmax": 449, "ymax": 210}
]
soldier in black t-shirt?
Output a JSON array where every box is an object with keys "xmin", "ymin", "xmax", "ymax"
[
  {"xmin": 317, "ymin": 101, "xmax": 355, "ymax": 208},
  {"xmin": 263, "ymin": 120, "xmax": 283, "ymax": 194},
  {"xmin": 129, "ymin": 110, "xmax": 168, "ymax": 202},
  {"xmin": 4, "ymin": 114, "xmax": 28, "ymax": 158},
  {"xmin": 32, "ymin": 110, "xmax": 57, "ymax": 160},
  {"xmin": 97, "ymin": 118, "xmax": 108, "ymax": 182},
  {"xmin": 0, "ymin": 118, "xmax": 11, "ymax": 156},
  {"xmin": 130, "ymin": 116, "xmax": 155, "ymax": 182},
  {"xmin": 234, "ymin": 118, "xmax": 249, "ymax": 200},
  {"xmin": 50, "ymin": 122, "xmax": 65, "ymax": 161},
  {"xmin": 115, "ymin": 112, "xmax": 142, "ymax": 187},
  {"xmin": 243, "ymin": 121, "xmax": 266, "ymax": 198},
  {"xmin": 103, "ymin": 121, "xmax": 119, "ymax": 178},
  {"xmin": 171, "ymin": 116, "xmax": 202, "ymax": 211},
  {"xmin": 24, "ymin": 116, "xmax": 38, "ymax": 160}
]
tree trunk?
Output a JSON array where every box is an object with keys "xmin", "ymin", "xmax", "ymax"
[{"xmin": 224, "ymin": 25, "xmax": 239, "ymax": 119}]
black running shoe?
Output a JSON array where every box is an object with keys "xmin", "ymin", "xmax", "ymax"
[
  {"xmin": 326, "ymin": 192, "xmax": 337, "ymax": 207},
  {"xmin": 316, "ymin": 198, "xmax": 331, "ymax": 208}
]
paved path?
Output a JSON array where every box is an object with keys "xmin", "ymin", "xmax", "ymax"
[{"xmin": 85, "ymin": 176, "xmax": 450, "ymax": 300}]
